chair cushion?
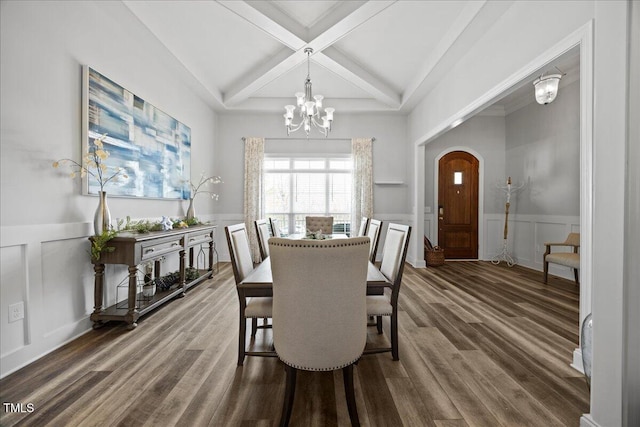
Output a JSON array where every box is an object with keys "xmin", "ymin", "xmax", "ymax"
[
  {"xmin": 246, "ymin": 297, "xmax": 273, "ymax": 318},
  {"xmin": 366, "ymin": 295, "xmax": 392, "ymax": 316},
  {"xmin": 546, "ymin": 252, "xmax": 580, "ymax": 269}
]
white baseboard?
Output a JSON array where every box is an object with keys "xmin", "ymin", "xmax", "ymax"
[
  {"xmin": 571, "ymin": 347, "xmax": 585, "ymax": 373},
  {"xmin": 580, "ymin": 414, "xmax": 600, "ymax": 427}
]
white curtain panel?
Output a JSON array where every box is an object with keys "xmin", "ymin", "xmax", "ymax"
[
  {"xmin": 351, "ymin": 138, "xmax": 373, "ymax": 235},
  {"xmin": 244, "ymin": 137, "xmax": 264, "ymax": 262}
]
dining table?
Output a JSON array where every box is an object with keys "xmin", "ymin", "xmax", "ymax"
[
  {"xmin": 283, "ymin": 233, "xmax": 349, "ymax": 240},
  {"xmin": 239, "ymin": 257, "xmax": 390, "ymax": 297}
]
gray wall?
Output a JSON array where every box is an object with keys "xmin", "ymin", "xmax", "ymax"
[
  {"xmin": 409, "ymin": 1, "xmax": 631, "ymax": 424},
  {"xmin": 624, "ymin": 1, "xmax": 640, "ymax": 425},
  {"xmin": 424, "ymin": 115, "xmax": 506, "ymax": 215},
  {"xmin": 0, "ymin": 1, "xmax": 218, "ymax": 376},
  {"xmin": 216, "ymin": 112, "xmax": 409, "ymax": 216},
  {"xmin": 506, "ymin": 81, "xmax": 580, "ymax": 216},
  {"xmin": 0, "ymin": 1, "xmax": 219, "ymax": 226}
]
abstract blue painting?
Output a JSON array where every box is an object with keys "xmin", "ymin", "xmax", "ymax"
[{"xmin": 82, "ymin": 66, "xmax": 190, "ymax": 199}]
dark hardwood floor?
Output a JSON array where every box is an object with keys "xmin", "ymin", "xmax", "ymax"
[{"xmin": 0, "ymin": 261, "xmax": 589, "ymax": 426}]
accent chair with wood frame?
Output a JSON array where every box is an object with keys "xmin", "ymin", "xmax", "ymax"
[
  {"xmin": 365, "ymin": 222, "xmax": 411, "ymax": 361},
  {"xmin": 254, "ymin": 219, "xmax": 271, "ymax": 261},
  {"xmin": 269, "ymin": 217, "xmax": 284, "ymax": 237},
  {"xmin": 543, "ymin": 232, "xmax": 580, "ymax": 285},
  {"xmin": 358, "ymin": 216, "xmax": 369, "ymax": 237},
  {"xmin": 269, "ymin": 236, "xmax": 370, "ymax": 427},
  {"xmin": 366, "ymin": 219, "xmax": 383, "ymax": 262},
  {"xmin": 225, "ymin": 223, "xmax": 274, "ymax": 365}
]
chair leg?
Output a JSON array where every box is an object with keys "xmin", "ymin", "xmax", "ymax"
[
  {"xmin": 376, "ymin": 316, "xmax": 383, "ymax": 334},
  {"xmin": 391, "ymin": 312, "xmax": 399, "ymax": 361},
  {"xmin": 543, "ymin": 260, "xmax": 549, "ymax": 284},
  {"xmin": 238, "ymin": 315, "xmax": 246, "ymax": 366},
  {"xmin": 574, "ymin": 269, "xmax": 580, "ymax": 286},
  {"xmin": 279, "ymin": 364, "xmax": 297, "ymax": 427},
  {"xmin": 343, "ymin": 364, "xmax": 360, "ymax": 426},
  {"xmin": 251, "ymin": 318, "xmax": 258, "ymax": 337}
]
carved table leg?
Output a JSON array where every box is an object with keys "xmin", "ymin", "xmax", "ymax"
[
  {"xmin": 208, "ymin": 238, "xmax": 214, "ymax": 278},
  {"xmin": 90, "ymin": 263, "xmax": 106, "ymax": 329},
  {"xmin": 179, "ymin": 249, "xmax": 186, "ymax": 297},
  {"xmin": 125, "ymin": 265, "xmax": 139, "ymax": 329}
]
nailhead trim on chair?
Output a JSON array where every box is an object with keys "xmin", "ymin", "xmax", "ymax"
[
  {"xmin": 278, "ymin": 356, "xmax": 361, "ymax": 372},
  {"xmin": 270, "ymin": 240, "xmax": 369, "ymax": 248}
]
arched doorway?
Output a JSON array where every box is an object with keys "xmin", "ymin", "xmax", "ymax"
[{"xmin": 437, "ymin": 151, "xmax": 479, "ymax": 259}]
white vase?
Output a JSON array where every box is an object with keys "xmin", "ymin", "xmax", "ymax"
[{"xmin": 94, "ymin": 191, "xmax": 111, "ymax": 235}]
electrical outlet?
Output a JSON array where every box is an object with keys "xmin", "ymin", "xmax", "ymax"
[{"xmin": 9, "ymin": 301, "xmax": 24, "ymax": 323}]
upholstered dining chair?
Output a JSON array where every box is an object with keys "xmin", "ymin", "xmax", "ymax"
[
  {"xmin": 269, "ymin": 237, "xmax": 370, "ymax": 427},
  {"xmin": 254, "ymin": 219, "xmax": 271, "ymax": 261},
  {"xmin": 358, "ymin": 216, "xmax": 370, "ymax": 237},
  {"xmin": 366, "ymin": 219, "xmax": 383, "ymax": 262},
  {"xmin": 365, "ymin": 222, "xmax": 411, "ymax": 361},
  {"xmin": 544, "ymin": 232, "xmax": 580, "ymax": 285},
  {"xmin": 225, "ymin": 223, "xmax": 274, "ymax": 365},
  {"xmin": 305, "ymin": 216, "xmax": 334, "ymax": 234},
  {"xmin": 269, "ymin": 217, "xmax": 284, "ymax": 237}
]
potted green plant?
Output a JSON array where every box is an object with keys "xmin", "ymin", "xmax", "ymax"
[{"xmin": 90, "ymin": 229, "xmax": 118, "ymax": 262}]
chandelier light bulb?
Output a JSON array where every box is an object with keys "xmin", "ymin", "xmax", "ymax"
[{"xmin": 324, "ymin": 107, "xmax": 335, "ymax": 121}]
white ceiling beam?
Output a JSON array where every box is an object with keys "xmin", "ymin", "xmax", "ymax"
[
  {"xmin": 219, "ymin": 0, "xmax": 398, "ymax": 107},
  {"xmin": 306, "ymin": 0, "xmax": 396, "ymax": 53},
  {"xmin": 216, "ymin": 0, "xmax": 306, "ymax": 50},
  {"xmin": 223, "ymin": 47, "xmax": 298, "ymax": 107},
  {"xmin": 307, "ymin": 1, "xmax": 368, "ymax": 40},
  {"xmin": 401, "ymin": 0, "xmax": 486, "ymax": 107},
  {"xmin": 244, "ymin": 1, "xmax": 309, "ymax": 42},
  {"xmin": 317, "ymin": 48, "xmax": 400, "ymax": 108}
]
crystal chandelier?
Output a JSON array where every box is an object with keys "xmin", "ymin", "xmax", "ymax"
[{"xmin": 284, "ymin": 48, "xmax": 335, "ymax": 137}]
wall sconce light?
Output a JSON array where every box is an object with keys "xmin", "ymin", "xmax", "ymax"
[{"xmin": 533, "ymin": 67, "xmax": 566, "ymax": 105}]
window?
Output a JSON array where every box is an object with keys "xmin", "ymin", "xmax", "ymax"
[
  {"xmin": 454, "ymin": 171, "xmax": 463, "ymax": 185},
  {"xmin": 264, "ymin": 156, "xmax": 352, "ymax": 235}
]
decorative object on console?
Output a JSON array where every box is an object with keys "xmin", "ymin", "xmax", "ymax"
[
  {"xmin": 185, "ymin": 173, "xmax": 222, "ymax": 221},
  {"xmin": 53, "ymin": 133, "xmax": 127, "ymax": 234},
  {"xmin": 83, "ymin": 66, "xmax": 191, "ymax": 199},
  {"xmin": 160, "ymin": 216, "xmax": 173, "ymax": 231},
  {"xmin": 533, "ymin": 67, "xmax": 566, "ymax": 104},
  {"xmin": 283, "ymin": 48, "xmax": 335, "ymax": 137}
]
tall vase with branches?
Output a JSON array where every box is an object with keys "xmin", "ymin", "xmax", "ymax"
[
  {"xmin": 186, "ymin": 173, "xmax": 222, "ymax": 221},
  {"xmin": 53, "ymin": 133, "xmax": 128, "ymax": 234}
]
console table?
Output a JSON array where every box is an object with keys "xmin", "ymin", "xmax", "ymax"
[{"xmin": 90, "ymin": 225, "xmax": 217, "ymax": 329}]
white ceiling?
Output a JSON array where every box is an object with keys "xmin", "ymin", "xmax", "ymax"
[{"xmin": 123, "ymin": 0, "xmax": 578, "ymax": 116}]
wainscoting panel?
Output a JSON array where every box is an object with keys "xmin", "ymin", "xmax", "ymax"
[
  {"xmin": 41, "ymin": 238, "xmax": 95, "ymax": 336},
  {"xmin": 483, "ymin": 214, "xmax": 580, "ymax": 280},
  {"xmin": 0, "ymin": 245, "xmax": 27, "ymax": 357},
  {"xmin": 511, "ymin": 219, "xmax": 534, "ymax": 263},
  {"xmin": 0, "ymin": 222, "xmax": 95, "ymax": 378}
]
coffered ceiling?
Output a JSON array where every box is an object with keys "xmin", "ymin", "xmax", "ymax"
[{"xmin": 123, "ymin": 1, "xmax": 575, "ymax": 115}]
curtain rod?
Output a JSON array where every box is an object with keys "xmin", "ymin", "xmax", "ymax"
[{"xmin": 241, "ymin": 137, "xmax": 376, "ymax": 142}]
